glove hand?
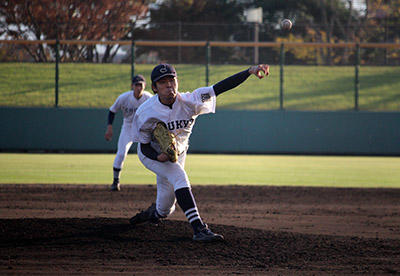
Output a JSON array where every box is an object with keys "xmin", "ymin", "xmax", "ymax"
[
  {"xmin": 157, "ymin": 153, "xmax": 170, "ymax": 162},
  {"xmin": 152, "ymin": 122, "xmax": 178, "ymax": 162}
]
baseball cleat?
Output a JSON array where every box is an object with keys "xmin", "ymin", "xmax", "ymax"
[
  {"xmin": 110, "ymin": 182, "xmax": 120, "ymax": 191},
  {"xmin": 129, "ymin": 203, "xmax": 160, "ymax": 226},
  {"xmin": 193, "ymin": 224, "xmax": 224, "ymax": 242}
]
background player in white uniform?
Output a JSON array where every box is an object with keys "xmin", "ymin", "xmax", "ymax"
[
  {"xmin": 129, "ymin": 63, "xmax": 269, "ymax": 241},
  {"xmin": 105, "ymin": 75, "xmax": 152, "ymax": 191}
]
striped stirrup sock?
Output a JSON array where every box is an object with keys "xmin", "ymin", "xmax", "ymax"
[
  {"xmin": 175, "ymin": 187, "xmax": 204, "ymax": 230},
  {"xmin": 185, "ymin": 207, "xmax": 202, "ymax": 224}
]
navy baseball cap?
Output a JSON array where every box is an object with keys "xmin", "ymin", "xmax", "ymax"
[
  {"xmin": 132, "ymin": 74, "xmax": 146, "ymax": 84},
  {"xmin": 151, "ymin": 64, "xmax": 177, "ymax": 83}
]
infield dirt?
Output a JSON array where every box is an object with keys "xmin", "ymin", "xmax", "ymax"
[{"xmin": 0, "ymin": 184, "xmax": 399, "ymax": 275}]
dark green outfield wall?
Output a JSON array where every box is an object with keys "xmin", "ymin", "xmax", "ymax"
[
  {"xmin": 192, "ymin": 111, "xmax": 400, "ymax": 155},
  {"xmin": 1, "ymin": 107, "xmax": 399, "ymax": 155},
  {"xmin": 1, "ymin": 107, "xmax": 123, "ymax": 152}
]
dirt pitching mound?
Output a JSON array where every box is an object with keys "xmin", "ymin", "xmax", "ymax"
[
  {"xmin": 0, "ymin": 184, "xmax": 400, "ymax": 274},
  {"xmin": 1, "ymin": 218, "xmax": 399, "ymax": 275}
]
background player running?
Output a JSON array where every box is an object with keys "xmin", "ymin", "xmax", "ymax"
[
  {"xmin": 130, "ymin": 63, "xmax": 269, "ymax": 241},
  {"xmin": 105, "ymin": 75, "xmax": 153, "ymax": 191}
]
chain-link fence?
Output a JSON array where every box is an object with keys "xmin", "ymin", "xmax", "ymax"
[{"xmin": 1, "ymin": 39, "xmax": 399, "ymax": 111}]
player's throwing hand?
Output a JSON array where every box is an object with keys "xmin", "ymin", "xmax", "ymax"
[{"xmin": 249, "ymin": 64, "xmax": 270, "ymax": 79}]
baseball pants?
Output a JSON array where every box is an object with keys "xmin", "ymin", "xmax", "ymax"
[
  {"xmin": 137, "ymin": 143, "xmax": 190, "ymax": 217},
  {"xmin": 113, "ymin": 124, "xmax": 135, "ymax": 169}
]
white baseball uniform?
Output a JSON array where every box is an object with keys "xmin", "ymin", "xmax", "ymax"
[
  {"xmin": 110, "ymin": 90, "xmax": 152, "ymax": 169},
  {"xmin": 133, "ymin": 86, "xmax": 216, "ymax": 217}
]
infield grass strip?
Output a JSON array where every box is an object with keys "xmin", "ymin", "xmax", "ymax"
[{"xmin": 0, "ymin": 153, "xmax": 399, "ymax": 188}]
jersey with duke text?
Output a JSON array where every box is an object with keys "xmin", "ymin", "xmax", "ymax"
[
  {"xmin": 110, "ymin": 90, "xmax": 153, "ymax": 125},
  {"xmin": 133, "ymin": 86, "xmax": 216, "ymax": 154}
]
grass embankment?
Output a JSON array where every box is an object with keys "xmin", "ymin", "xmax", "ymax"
[
  {"xmin": 1, "ymin": 63, "xmax": 399, "ymax": 111},
  {"xmin": 1, "ymin": 153, "xmax": 399, "ymax": 188}
]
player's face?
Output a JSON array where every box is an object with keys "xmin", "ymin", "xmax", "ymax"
[
  {"xmin": 132, "ymin": 82, "xmax": 145, "ymax": 99},
  {"xmin": 153, "ymin": 76, "xmax": 178, "ymax": 105}
]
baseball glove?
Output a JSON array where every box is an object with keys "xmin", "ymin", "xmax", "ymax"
[{"xmin": 152, "ymin": 122, "xmax": 178, "ymax": 162}]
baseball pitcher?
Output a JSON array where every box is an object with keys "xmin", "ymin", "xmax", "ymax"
[{"xmin": 129, "ymin": 64, "xmax": 269, "ymax": 241}]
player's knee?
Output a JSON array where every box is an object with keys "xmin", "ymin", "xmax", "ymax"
[
  {"xmin": 157, "ymin": 204, "xmax": 175, "ymax": 218},
  {"xmin": 174, "ymin": 180, "xmax": 191, "ymax": 191},
  {"xmin": 171, "ymin": 174, "xmax": 190, "ymax": 191},
  {"xmin": 114, "ymin": 153, "xmax": 126, "ymax": 165},
  {"xmin": 167, "ymin": 169, "xmax": 190, "ymax": 191},
  {"xmin": 116, "ymin": 151, "xmax": 127, "ymax": 160}
]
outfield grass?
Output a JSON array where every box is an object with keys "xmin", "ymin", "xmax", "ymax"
[
  {"xmin": 1, "ymin": 63, "xmax": 399, "ymax": 111},
  {"xmin": 0, "ymin": 153, "xmax": 399, "ymax": 188}
]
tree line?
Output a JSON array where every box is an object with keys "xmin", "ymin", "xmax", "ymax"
[{"xmin": 1, "ymin": 0, "xmax": 399, "ymax": 64}]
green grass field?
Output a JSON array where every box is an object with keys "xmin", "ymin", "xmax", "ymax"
[
  {"xmin": 1, "ymin": 63, "xmax": 399, "ymax": 111},
  {"xmin": 0, "ymin": 153, "xmax": 399, "ymax": 188}
]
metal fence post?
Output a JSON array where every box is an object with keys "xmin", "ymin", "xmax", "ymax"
[
  {"xmin": 131, "ymin": 40, "xmax": 135, "ymax": 82},
  {"xmin": 55, "ymin": 38, "xmax": 60, "ymax": 108},
  {"xmin": 355, "ymin": 43, "xmax": 360, "ymax": 111},
  {"xmin": 279, "ymin": 43, "xmax": 285, "ymax": 110},
  {"xmin": 205, "ymin": 41, "xmax": 210, "ymax": 86}
]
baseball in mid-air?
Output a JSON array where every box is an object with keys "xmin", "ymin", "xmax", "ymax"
[{"xmin": 281, "ymin": 19, "xmax": 292, "ymax": 30}]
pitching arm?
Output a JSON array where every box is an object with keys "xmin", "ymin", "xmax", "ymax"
[
  {"xmin": 213, "ymin": 69, "xmax": 250, "ymax": 96},
  {"xmin": 213, "ymin": 64, "xmax": 269, "ymax": 96}
]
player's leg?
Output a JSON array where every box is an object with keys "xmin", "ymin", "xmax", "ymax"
[
  {"xmin": 130, "ymin": 145, "xmax": 186, "ymax": 224},
  {"xmin": 155, "ymin": 175, "xmax": 176, "ymax": 217},
  {"xmin": 134, "ymin": 145, "xmax": 223, "ymax": 241},
  {"xmin": 172, "ymin": 152, "xmax": 223, "ymax": 241},
  {"xmin": 111, "ymin": 124, "xmax": 133, "ymax": 191},
  {"xmin": 169, "ymin": 152, "xmax": 204, "ymax": 229},
  {"xmin": 129, "ymin": 175, "xmax": 175, "ymax": 225}
]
